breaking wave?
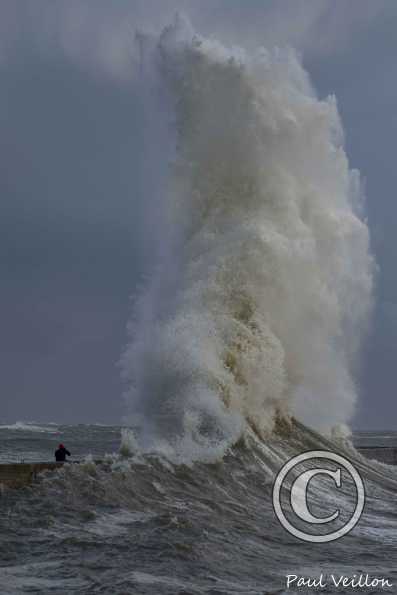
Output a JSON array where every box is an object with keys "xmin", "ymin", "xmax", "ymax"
[{"xmin": 121, "ymin": 15, "xmax": 374, "ymax": 460}]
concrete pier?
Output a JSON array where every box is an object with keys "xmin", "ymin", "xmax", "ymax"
[{"xmin": 0, "ymin": 462, "xmax": 68, "ymax": 489}]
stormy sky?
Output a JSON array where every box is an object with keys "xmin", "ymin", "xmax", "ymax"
[{"xmin": 1, "ymin": 1, "xmax": 396, "ymax": 428}]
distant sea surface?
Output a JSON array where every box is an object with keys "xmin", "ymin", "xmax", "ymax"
[{"xmin": 0, "ymin": 422, "xmax": 122, "ymax": 463}]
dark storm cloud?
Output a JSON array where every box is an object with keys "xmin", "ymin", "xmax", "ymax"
[{"xmin": 1, "ymin": 0, "xmax": 396, "ymax": 427}]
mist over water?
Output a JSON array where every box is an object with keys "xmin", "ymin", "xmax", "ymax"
[{"xmin": 121, "ymin": 15, "xmax": 374, "ymax": 460}]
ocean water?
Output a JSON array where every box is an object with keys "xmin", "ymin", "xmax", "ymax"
[
  {"xmin": 0, "ymin": 15, "xmax": 390, "ymax": 595},
  {"xmin": 0, "ymin": 422, "xmax": 396, "ymax": 594}
]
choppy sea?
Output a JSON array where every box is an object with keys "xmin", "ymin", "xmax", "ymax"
[{"xmin": 0, "ymin": 422, "xmax": 396, "ymax": 595}]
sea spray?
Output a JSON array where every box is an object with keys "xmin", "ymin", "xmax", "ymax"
[{"xmin": 121, "ymin": 15, "xmax": 374, "ymax": 458}]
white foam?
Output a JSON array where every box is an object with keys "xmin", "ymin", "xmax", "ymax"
[
  {"xmin": 85, "ymin": 510, "xmax": 156, "ymax": 537},
  {"xmin": 121, "ymin": 15, "xmax": 374, "ymax": 461}
]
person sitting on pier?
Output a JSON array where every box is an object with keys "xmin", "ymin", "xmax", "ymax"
[{"xmin": 55, "ymin": 444, "xmax": 71, "ymax": 462}]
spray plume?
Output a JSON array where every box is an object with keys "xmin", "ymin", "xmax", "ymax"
[{"xmin": 120, "ymin": 15, "xmax": 373, "ymax": 460}]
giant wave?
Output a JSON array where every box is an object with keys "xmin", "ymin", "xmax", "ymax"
[{"xmin": 120, "ymin": 15, "xmax": 374, "ymax": 462}]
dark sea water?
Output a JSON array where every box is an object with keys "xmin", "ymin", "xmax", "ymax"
[{"xmin": 0, "ymin": 422, "xmax": 396, "ymax": 595}]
